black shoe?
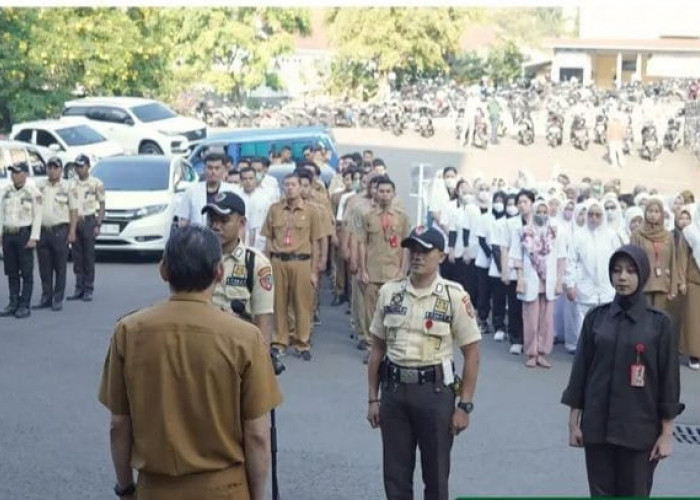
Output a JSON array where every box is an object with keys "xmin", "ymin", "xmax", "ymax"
[
  {"xmin": 356, "ymin": 339, "xmax": 368, "ymax": 351},
  {"xmin": 0, "ymin": 304, "xmax": 18, "ymax": 317},
  {"xmin": 82, "ymin": 292, "xmax": 93, "ymax": 302},
  {"xmin": 271, "ymin": 347, "xmax": 287, "ymax": 358},
  {"xmin": 313, "ymin": 312, "xmax": 321, "ymax": 326},
  {"xmin": 331, "ymin": 295, "xmax": 342, "ymax": 307},
  {"xmin": 33, "ymin": 300, "xmax": 51, "ymax": 310},
  {"xmin": 14, "ymin": 307, "xmax": 31, "ymax": 319},
  {"xmin": 51, "ymin": 302, "xmax": 63, "ymax": 311},
  {"xmin": 67, "ymin": 292, "xmax": 84, "ymax": 301},
  {"xmin": 362, "ymin": 352, "xmax": 370, "ymax": 365},
  {"xmin": 300, "ymin": 350, "xmax": 312, "ymax": 361}
]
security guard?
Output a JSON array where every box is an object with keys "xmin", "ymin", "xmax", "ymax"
[
  {"xmin": 203, "ymin": 192, "xmax": 274, "ymax": 344},
  {"xmin": 366, "ymin": 226, "xmax": 481, "ymax": 500},
  {"xmin": 67, "ymin": 154, "xmax": 105, "ymax": 302},
  {"xmin": 36, "ymin": 157, "xmax": 77, "ymax": 311},
  {"xmin": 261, "ymin": 171, "xmax": 322, "ymax": 361},
  {"xmin": 358, "ymin": 176, "xmax": 410, "ymax": 363},
  {"xmin": 0, "ymin": 162, "xmax": 42, "ymax": 318}
]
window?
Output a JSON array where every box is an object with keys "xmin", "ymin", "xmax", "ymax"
[
  {"xmin": 62, "ymin": 106, "xmax": 90, "ymax": 117},
  {"xmin": 103, "ymin": 107, "xmax": 131, "ymax": 125},
  {"xmin": 130, "ymin": 102, "xmax": 177, "ymax": 123},
  {"xmin": 14, "ymin": 129, "xmax": 32, "ymax": 143},
  {"xmin": 28, "ymin": 148, "xmax": 47, "ymax": 176},
  {"xmin": 36, "ymin": 129, "xmax": 59, "ymax": 148},
  {"xmin": 8, "ymin": 147, "xmax": 28, "ymax": 164},
  {"xmin": 91, "ymin": 160, "xmax": 170, "ymax": 191},
  {"xmin": 55, "ymin": 125, "xmax": 106, "ymax": 146}
]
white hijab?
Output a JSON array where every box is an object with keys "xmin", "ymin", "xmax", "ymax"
[
  {"xmin": 602, "ymin": 194, "xmax": 628, "ymax": 245},
  {"xmin": 579, "ymin": 199, "xmax": 616, "ymax": 280},
  {"xmin": 683, "ymin": 202, "xmax": 700, "ymax": 270},
  {"xmin": 624, "ymin": 206, "xmax": 644, "ymax": 237}
]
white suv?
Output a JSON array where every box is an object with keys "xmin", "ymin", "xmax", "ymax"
[{"xmin": 61, "ymin": 97, "xmax": 208, "ymax": 156}]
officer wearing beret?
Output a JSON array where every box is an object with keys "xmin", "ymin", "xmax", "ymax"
[
  {"xmin": 203, "ymin": 192, "xmax": 274, "ymax": 345},
  {"xmin": 366, "ymin": 226, "xmax": 481, "ymax": 500},
  {"xmin": 0, "ymin": 162, "xmax": 43, "ymax": 318}
]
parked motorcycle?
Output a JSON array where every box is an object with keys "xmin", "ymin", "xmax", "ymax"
[
  {"xmin": 472, "ymin": 115, "xmax": 489, "ymax": 149},
  {"xmin": 570, "ymin": 114, "xmax": 589, "ymax": 151},
  {"xmin": 418, "ymin": 113, "xmax": 434, "ymax": 138},
  {"xmin": 663, "ymin": 117, "xmax": 682, "ymax": 152},
  {"xmin": 546, "ymin": 112, "xmax": 564, "ymax": 148},
  {"xmin": 641, "ymin": 122, "xmax": 661, "ymax": 161},
  {"xmin": 517, "ymin": 114, "xmax": 535, "ymax": 146},
  {"xmin": 594, "ymin": 112, "xmax": 608, "ymax": 145}
]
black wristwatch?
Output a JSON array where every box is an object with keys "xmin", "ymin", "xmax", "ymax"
[
  {"xmin": 114, "ymin": 483, "xmax": 136, "ymax": 497},
  {"xmin": 457, "ymin": 401, "xmax": 474, "ymax": 414}
]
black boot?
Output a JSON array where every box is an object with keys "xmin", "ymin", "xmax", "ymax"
[{"xmin": 0, "ymin": 300, "xmax": 19, "ymax": 317}]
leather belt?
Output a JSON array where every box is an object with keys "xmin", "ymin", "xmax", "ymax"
[
  {"xmin": 386, "ymin": 359, "xmax": 442, "ymax": 384},
  {"xmin": 271, "ymin": 252, "xmax": 311, "ymax": 262},
  {"xmin": 3, "ymin": 225, "xmax": 30, "ymax": 234},
  {"xmin": 42, "ymin": 223, "xmax": 69, "ymax": 230},
  {"xmin": 77, "ymin": 214, "xmax": 96, "ymax": 221}
]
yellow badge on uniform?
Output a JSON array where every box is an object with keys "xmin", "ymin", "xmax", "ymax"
[
  {"xmin": 434, "ymin": 299, "xmax": 449, "ymax": 314},
  {"xmin": 232, "ymin": 265, "xmax": 246, "ymax": 278}
]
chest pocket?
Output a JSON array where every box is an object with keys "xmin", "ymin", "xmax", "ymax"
[
  {"xmin": 423, "ymin": 297, "xmax": 453, "ymax": 337},
  {"xmin": 366, "ymin": 216, "xmax": 381, "ymax": 234},
  {"xmin": 85, "ymin": 190, "xmax": 96, "ymax": 201},
  {"xmin": 293, "ymin": 212, "xmax": 310, "ymax": 229},
  {"xmin": 383, "ymin": 310, "xmax": 407, "ymax": 340},
  {"xmin": 55, "ymin": 192, "xmax": 69, "ymax": 206}
]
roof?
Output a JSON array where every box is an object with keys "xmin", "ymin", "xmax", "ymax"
[
  {"xmin": 206, "ymin": 126, "xmax": 331, "ymax": 142},
  {"xmin": 12, "ymin": 119, "xmax": 90, "ymax": 131},
  {"xmin": 545, "ymin": 37, "xmax": 700, "ymax": 52},
  {"xmin": 294, "ymin": 8, "xmax": 331, "ymax": 51},
  {"xmin": 64, "ymin": 96, "xmax": 156, "ymax": 108},
  {"xmin": 95, "ymin": 155, "xmax": 172, "ymax": 166}
]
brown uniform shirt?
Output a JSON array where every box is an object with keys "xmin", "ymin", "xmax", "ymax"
[
  {"xmin": 98, "ymin": 292, "xmax": 282, "ymax": 476},
  {"xmin": 630, "ymin": 230, "xmax": 678, "ymax": 294},
  {"xmin": 261, "ymin": 199, "xmax": 322, "ymax": 255},
  {"xmin": 360, "ymin": 206, "xmax": 410, "ymax": 283}
]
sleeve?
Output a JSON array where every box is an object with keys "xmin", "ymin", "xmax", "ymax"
[
  {"xmin": 449, "ymin": 286, "xmax": 481, "ymax": 346},
  {"xmin": 657, "ymin": 315, "xmax": 685, "ymax": 419},
  {"xmin": 250, "ymin": 255, "xmax": 274, "ymax": 316},
  {"xmin": 565, "ymin": 234, "xmax": 579, "ymax": 289},
  {"xmin": 369, "ymin": 284, "xmax": 389, "ymax": 340},
  {"xmin": 560, "ymin": 310, "xmax": 596, "ymax": 409},
  {"xmin": 309, "ymin": 205, "xmax": 322, "ymax": 241},
  {"xmin": 399, "ymin": 212, "xmax": 410, "ymax": 239},
  {"xmin": 95, "ymin": 179, "xmax": 106, "ymax": 203},
  {"xmin": 241, "ymin": 330, "xmax": 283, "ymax": 420},
  {"xmin": 509, "ymin": 227, "xmax": 523, "ymax": 268},
  {"xmin": 98, "ymin": 324, "xmax": 130, "ymax": 415},
  {"xmin": 629, "ymin": 230, "xmax": 641, "ymax": 247},
  {"xmin": 448, "ymin": 231, "xmax": 457, "ymax": 248},
  {"xmin": 67, "ymin": 184, "xmax": 78, "ymax": 211},
  {"xmin": 677, "ymin": 235, "xmax": 689, "ymax": 287},
  {"xmin": 30, "ymin": 185, "xmax": 42, "ymax": 241},
  {"xmin": 260, "ymin": 206, "xmax": 273, "ymax": 239}
]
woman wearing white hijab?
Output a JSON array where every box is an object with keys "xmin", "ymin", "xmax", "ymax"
[
  {"xmin": 680, "ymin": 203, "xmax": 700, "ymax": 370},
  {"xmin": 553, "ymin": 199, "xmax": 576, "ymax": 345},
  {"xmin": 602, "ymin": 194, "xmax": 628, "ymax": 245},
  {"xmin": 624, "ymin": 206, "xmax": 644, "ymax": 238},
  {"xmin": 563, "ymin": 199, "xmax": 620, "ymax": 354}
]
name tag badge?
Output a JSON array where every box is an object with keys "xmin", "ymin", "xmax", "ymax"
[
  {"xmin": 655, "ymin": 268, "xmax": 662, "ymax": 278},
  {"xmin": 389, "ymin": 234, "xmax": 398, "ymax": 248},
  {"xmin": 442, "ymin": 358, "xmax": 454, "ymax": 387},
  {"xmin": 630, "ymin": 363, "xmax": 645, "ymax": 387}
]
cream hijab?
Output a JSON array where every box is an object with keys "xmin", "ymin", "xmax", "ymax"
[{"xmin": 683, "ymin": 202, "xmax": 700, "ymax": 270}]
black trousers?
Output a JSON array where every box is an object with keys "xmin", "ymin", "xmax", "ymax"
[
  {"xmin": 380, "ymin": 380, "xmax": 455, "ymax": 500},
  {"xmin": 2, "ymin": 227, "xmax": 34, "ymax": 308},
  {"xmin": 490, "ymin": 276, "xmax": 507, "ymax": 332},
  {"xmin": 38, "ymin": 224, "xmax": 69, "ymax": 304},
  {"xmin": 464, "ymin": 260, "xmax": 479, "ymax": 307},
  {"xmin": 505, "ymin": 281, "xmax": 523, "ymax": 344},
  {"xmin": 476, "ymin": 266, "xmax": 492, "ymax": 324},
  {"xmin": 72, "ymin": 216, "xmax": 96, "ymax": 293},
  {"xmin": 585, "ymin": 443, "xmax": 658, "ymax": 497}
]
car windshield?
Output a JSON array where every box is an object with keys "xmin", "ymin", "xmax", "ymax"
[
  {"xmin": 130, "ymin": 102, "xmax": 177, "ymax": 123},
  {"xmin": 91, "ymin": 160, "xmax": 170, "ymax": 191},
  {"xmin": 55, "ymin": 125, "xmax": 106, "ymax": 146}
]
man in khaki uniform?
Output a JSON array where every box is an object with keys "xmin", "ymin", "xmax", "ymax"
[
  {"xmin": 67, "ymin": 154, "xmax": 105, "ymax": 302},
  {"xmin": 262, "ymin": 171, "xmax": 322, "ymax": 361},
  {"xmin": 99, "ymin": 225, "xmax": 282, "ymax": 500},
  {"xmin": 203, "ymin": 192, "xmax": 274, "ymax": 344},
  {"xmin": 358, "ymin": 176, "xmax": 410, "ymax": 363},
  {"xmin": 366, "ymin": 226, "xmax": 481, "ymax": 500},
  {"xmin": 0, "ymin": 162, "xmax": 42, "ymax": 318},
  {"xmin": 330, "ymin": 167, "xmax": 359, "ymax": 306},
  {"xmin": 36, "ymin": 157, "xmax": 78, "ymax": 311}
]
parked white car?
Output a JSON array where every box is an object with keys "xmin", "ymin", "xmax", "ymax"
[
  {"xmin": 11, "ymin": 119, "xmax": 124, "ymax": 166},
  {"xmin": 61, "ymin": 97, "xmax": 207, "ymax": 156},
  {"xmin": 90, "ymin": 156, "xmax": 198, "ymax": 253},
  {"xmin": 0, "ymin": 139, "xmax": 53, "ymax": 191}
]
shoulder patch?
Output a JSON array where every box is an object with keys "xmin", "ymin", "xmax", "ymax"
[
  {"xmin": 259, "ymin": 271, "xmax": 273, "ymax": 291},
  {"xmin": 257, "ymin": 266, "xmax": 272, "ymax": 278}
]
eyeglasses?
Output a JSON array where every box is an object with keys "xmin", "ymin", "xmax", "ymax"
[{"xmin": 588, "ymin": 212, "xmax": 602, "ymax": 218}]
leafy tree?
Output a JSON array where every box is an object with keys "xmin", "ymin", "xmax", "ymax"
[
  {"xmin": 449, "ymin": 51, "xmax": 487, "ymax": 84},
  {"xmin": 486, "ymin": 41, "xmax": 525, "ymax": 87}
]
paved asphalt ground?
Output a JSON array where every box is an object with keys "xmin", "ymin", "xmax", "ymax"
[{"xmin": 1, "ymin": 134, "xmax": 699, "ymax": 499}]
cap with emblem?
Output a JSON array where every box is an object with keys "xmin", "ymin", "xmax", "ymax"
[
  {"xmin": 74, "ymin": 154, "xmax": 90, "ymax": 167},
  {"xmin": 201, "ymin": 191, "xmax": 246, "ymax": 217},
  {"xmin": 8, "ymin": 162, "xmax": 29, "ymax": 173},
  {"xmin": 401, "ymin": 226, "xmax": 445, "ymax": 252},
  {"xmin": 47, "ymin": 156, "xmax": 63, "ymax": 168}
]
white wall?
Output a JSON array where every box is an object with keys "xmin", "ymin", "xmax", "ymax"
[
  {"xmin": 646, "ymin": 53, "xmax": 700, "ymax": 78},
  {"xmin": 551, "ymin": 51, "xmax": 592, "ymax": 84},
  {"xmin": 580, "ymin": 0, "xmax": 700, "ymax": 39}
]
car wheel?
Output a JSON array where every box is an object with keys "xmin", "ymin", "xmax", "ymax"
[{"xmin": 139, "ymin": 141, "xmax": 164, "ymax": 155}]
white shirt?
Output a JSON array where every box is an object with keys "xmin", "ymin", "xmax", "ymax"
[
  {"xmin": 240, "ymin": 188, "xmax": 271, "ymax": 245},
  {"xmin": 565, "ymin": 226, "xmax": 619, "ymax": 305},
  {"xmin": 174, "ymin": 181, "xmax": 242, "ymax": 227},
  {"xmin": 474, "ymin": 212, "xmax": 494, "ymax": 269},
  {"xmin": 492, "ymin": 216, "xmax": 520, "ymax": 280},
  {"xmin": 259, "ymin": 175, "xmax": 280, "ymax": 203}
]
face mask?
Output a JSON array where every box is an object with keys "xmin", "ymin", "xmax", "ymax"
[
  {"xmin": 493, "ymin": 202, "xmax": 504, "ymax": 213},
  {"xmin": 606, "ymin": 210, "xmax": 617, "ymax": 222},
  {"xmin": 444, "ymin": 178, "xmax": 457, "ymax": 190},
  {"xmin": 256, "ymin": 172, "xmax": 264, "ymax": 183},
  {"xmin": 478, "ymin": 191, "xmax": 491, "ymax": 203},
  {"xmin": 506, "ymin": 205, "xmax": 519, "ymax": 217},
  {"xmin": 563, "ymin": 209, "xmax": 574, "ymax": 221},
  {"xmin": 534, "ymin": 214, "xmax": 548, "ymax": 226}
]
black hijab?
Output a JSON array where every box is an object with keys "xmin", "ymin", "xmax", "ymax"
[{"xmin": 608, "ymin": 244, "xmax": 650, "ymax": 310}]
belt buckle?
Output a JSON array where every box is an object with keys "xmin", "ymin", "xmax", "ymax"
[{"xmin": 400, "ymin": 368, "xmax": 419, "ymax": 384}]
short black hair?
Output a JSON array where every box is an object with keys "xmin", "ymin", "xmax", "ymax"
[
  {"xmin": 372, "ymin": 158, "xmax": 386, "ymax": 167},
  {"xmin": 351, "ymin": 152, "xmax": 363, "ymax": 165},
  {"xmin": 516, "ymin": 189, "xmax": 535, "ymax": 204},
  {"xmin": 619, "ymin": 193, "xmax": 635, "ymax": 207},
  {"xmin": 303, "ymin": 162, "xmax": 321, "ymax": 177},
  {"xmin": 224, "ymin": 155, "xmax": 234, "ymax": 165},
  {"xmin": 227, "ymin": 168, "xmax": 240, "ymax": 176},
  {"xmin": 251, "ymin": 156, "xmax": 270, "ymax": 168},
  {"xmin": 281, "ymin": 145, "xmax": 292, "ymax": 152},
  {"xmin": 239, "ymin": 166, "xmax": 256, "ymax": 177},
  {"xmin": 363, "ymin": 149, "xmax": 374, "ymax": 156},
  {"xmin": 443, "ymin": 166, "xmax": 458, "ymax": 177},
  {"xmin": 342, "ymin": 168, "xmax": 355, "ymax": 179},
  {"xmin": 577, "ymin": 194, "xmax": 588, "ymax": 204},
  {"xmin": 376, "ymin": 176, "xmax": 395, "ymax": 191},
  {"xmin": 204, "ymin": 152, "xmax": 225, "ymax": 164},
  {"xmin": 294, "ymin": 168, "xmax": 314, "ymax": 183},
  {"xmin": 164, "ymin": 226, "xmax": 222, "ymax": 292},
  {"xmin": 302, "ymin": 145, "xmax": 312, "ymax": 154}
]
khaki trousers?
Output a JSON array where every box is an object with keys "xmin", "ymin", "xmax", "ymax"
[
  {"xmin": 363, "ymin": 282, "xmax": 384, "ymax": 345},
  {"xmin": 137, "ymin": 465, "xmax": 249, "ymax": 500},
  {"xmin": 334, "ymin": 250, "xmax": 347, "ymax": 297},
  {"xmin": 272, "ymin": 258, "xmax": 312, "ymax": 351},
  {"xmin": 351, "ymin": 274, "xmax": 367, "ymax": 339}
]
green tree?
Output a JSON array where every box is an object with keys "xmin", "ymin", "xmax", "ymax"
[
  {"xmin": 449, "ymin": 51, "xmax": 487, "ymax": 84},
  {"xmin": 486, "ymin": 42, "xmax": 525, "ymax": 87},
  {"xmin": 326, "ymin": 7, "xmax": 482, "ymax": 96},
  {"xmin": 170, "ymin": 7, "xmax": 310, "ymax": 100}
]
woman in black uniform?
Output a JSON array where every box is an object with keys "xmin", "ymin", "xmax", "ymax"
[{"xmin": 561, "ymin": 244, "xmax": 684, "ymax": 497}]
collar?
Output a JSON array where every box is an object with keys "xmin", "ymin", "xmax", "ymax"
[
  {"xmin": 224, "ymin": 240, "xmax": 246, "ymax": 261},
  {"xmin": 405, "ymin": 275, "xmax": 443, "ymax": 298},
  {"xmin": 169, "ymin": 291, "xmax": 211, "ymax": 304},
  {"xmin": 283, "ymin": 199, "xmax": 304, "ymax": 211},
  {"xmin": 609, "ymin": 297, "xmax": 647, "ymax": 323}
]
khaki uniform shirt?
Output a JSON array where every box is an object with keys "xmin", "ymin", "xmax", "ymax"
[
  {"xmin": 360, "ymin": 207, "xmax": 410, "ymax": 283},
  {"xmin": 308, "ymin": 197, "xmax": 333, "ymax": 239},
  {"xmin": 98, "ymin": 292, "xmax": 282, "ymax": 476},
  {"xmin": 0, "ymin": 182, "xmax": 43, "ymax": 241},
  {"xmin": 213, "ymin": 241, "xmax": 274, "ymax": 317},
  {"xmin": 38, "ymin": 178, "xmax": 77, "ymax": 227},
  {"xmin": 261, "ymin": 199, "xmax": 322, "ymax": 255},
  {"xmin": 71, "ymin": 176, "xmax": 105, "ymax": 217},
  {"xmin": 347, "ymin": 196, "xmax": 373, "ymax": 237},
  {"xmin": 370, "ymin": 276, "xmax": 481, "ymax": 367},
  {"xmin": 630, "ymin": 230, "xmax": 678, "ymax": 294}
]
